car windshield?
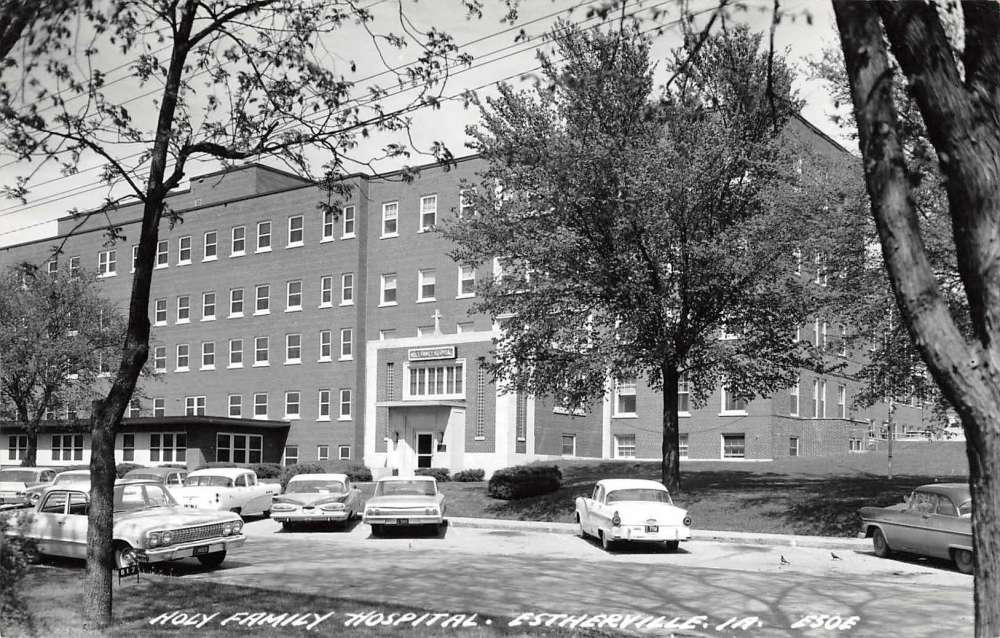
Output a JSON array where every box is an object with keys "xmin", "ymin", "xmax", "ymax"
[
  {"xmin": 54, "ymin": 474, "xmax": 88, "ymax": 485},
  {"xmin": 113, "ymin": 484, "xmax": 176, "ymax": 512},
  {"xmin": 958, "ymin": 500, "xmax": 973, "ymax": 517},
  {"xmin": 375, "ymin": 480, "xmax": 435, "ymax": 497},
  {"xmin": 606, "ymin": 489, "xmax": 672, "ymax": 504},
  {"xmin": 126, "ymin": 473, "xmax": 165, "ymax": 482},
  {"xmin": 0, "ymin": 470, "xmax": 40, "ymax": 482},
  {"xmin": 184, "ymin": 475, "xmax": 234, "ymax": 487},
  {"xmin": 288, "ymin": 480, "xmax": 345, "ymax": 494}
]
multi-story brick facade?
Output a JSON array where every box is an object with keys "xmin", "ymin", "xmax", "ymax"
[{"xmin": 0, "ymin": 115, "xmax": 925, "ymax": 474}]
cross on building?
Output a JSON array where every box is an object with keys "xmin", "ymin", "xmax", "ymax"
[{"xmin": 432, "ymin": 308, "xmax": 442, "ymax": 335}]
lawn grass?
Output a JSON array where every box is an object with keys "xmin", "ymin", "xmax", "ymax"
[
  {"xmin": 3, "ymin": 565, "xmax": 618, "ymax": 638},
  {"xmin": 430, "ymin": 441, "xmax": 969, "ymax": 537}
]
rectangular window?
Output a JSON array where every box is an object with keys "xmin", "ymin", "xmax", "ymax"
[
  {"xmin": 51, "ymin": 434, "xmax": 84, "ymax": 461},
  {"xmin": 455, "ymin": 322, "xmax": 474, "ymax": 334},
  {"xmin": 418, "ymin": 269, "xmax": 436, "ymax": 302},
  {"xmin": 789, "ymin": 436, "xmax": 800, "ymax": 457},
  {"xmin": 820, "ymin": 380, "xmax": 827, "ymax": 418},
  {"xmin": 561, "ymin": 434, "xmax": 576, "ymax": 456},
  {"xmin": 283, "ymin": 446, "xmax": 299, "ymax": 466},
  {"xmin": 790, "ymin": 377, "xmax": 800, "ymax": 416},
  {"xmin": 812, "ymin": 379, "xmax": 820, "ymax": 418},
  {"xmin": 122, "ymin": 433, "xmax": 135, "ymax": 462},
  {"xmin": 255, "ymin": 284, "xmax": 270, "ymax": 314},
  {"xmin": 153, "ymin": 345, "xmax": 166, "ymax": 373},
  {"xmin": 338, "ymin": 445, "xmax": 351, "ymax": 460},
  {"xmin": 253, "ymin": 393, "xmax": 268, "ymax": 419},
  {"xmin": 204, "ymin": 231, "xmax": 217, "ymax": 260},
  {"xmin": 838, "ymin": 324, "xmax": 848, "ymax": 356},
  {"xmin": 184, "ymin": 396, "xmax": 206, "ymax": 416},
  {"xmin": 722, "ymin": 388, "xmax": 748, "ymax": 413},
  {"xmin": 229, "ymin": 338, "xmax": 243, "ymax": 368},
  {"xmin": 201, "ymin": 341, "xmax": 215, "ymax": 369},
  {"xmin": 202, "ymin": 291, "xmax": 216, "ymax": 321},
  {"xmin": 342, "ymin": 205, "xmax": 356, "ymax": 238},
  {"xmin": 320, "ymin": 275, "xmax": 333, "ymax": 307},
  {"xmin": 838, "ymin": 384, "xmax": 847, "ymax": 418},
  {"xmin": 813, "ymin": 317, "xmax": 821, "ymax": 347},
  {"xmin": 98, "ymin": 249, "xmax": 117, "ymax": 276},
  {"xmin": 176, "ymin": 295, "xmax": 190, "ymax": 323},
  {"xmin": 176, "ymin": 344, "xmax": 190, "ymax": 371},
  {"xmin": 322, "ymin": 210, "xmax": 335, "ymax": 241},
  {"xmin": 458, "ymin": 265, "xmax": 475, "ymax": 297},
  {"xmin": 48, "ymin": 258, "xmax": 59, "ymax": 274},
  {"xmin": 614, "ymin": 380, "xmax": 637, "ymax": 416},
  {"xmin": 614, "ymin": 434, "xmax": 636, "ymax": 459},
  {"xmin": 419, "ymin": 194, "xmax": 437, "ymax": 231},
  {"xmin": 381, "ymin": 201, "xmax": 398, "ymax": 237},
  {"xmin": 130, "ymin": 246, "xmax": 137, "ymax": 272},
  {"xmin": 287, "ymin": 215, "xmax": 304, "ymax": 246},
  {"xmin": 459, "ymin": 188, "xmax": 475, "ymax": 218},
  {"xmin": 793, "ymin": 247, "xmax": 802, "ymax": 275},
  {"xmin": 516, "ymin": 393, "xmax": 527, "ymax": 441},
  {"xmin": 341, "ymin": 273, "xmax": 354, "ymax": 305},
  {"xmin": 69, "ymin": 256, "xmax": 81, "ymax": 275},
  {"xmin": 319, "ymin": 330, "xmax": 332, "ymax": 361},
  {"xmin": 339, "ymin": 389, "xmax": 352, "ymax": 420},
  {"xmin": 231, "ymin": 226, "xmax": 246, "ymax": 256},
  {"xmin": 286, "ymin": 280, "xmax": 302, "ymax": 311},
  {"xmin": 178, "ymin": 236, "xmax": 192, "ymax": 264},
  {"xmin": 340, "ymin": 328, "xmax": 353, "ymax": 360},
  {"xmin": 406, "ymin": 362, "xmax": 465, "ymax": 399},
  {"xmin": 230, "ymin": 288, "xmax": 244, "ymax": 317},
  {"xmin": 154, "ymin": 298, "xmax": 167, "ymax": 325},
  {"xmin": 228, "ymin": 394, "xmax": 242, "ymax": 418},
  {"xmin": 678, "ymin": 374, "xmax": 690, "ymax": 414},
  {"xmin": 257, "ymin": 220, "xmax": 271, "ymax": 252},
  {"xmin": 254, "ymin": 337, "xmax": 269, "ymax": 366},
  {"xmin": 216, "ymin": 433, "xmax": 261, "ymax": 464},
  {"xmin": 317, "ymin": 445, "xmax": 330, "ymax": 461},
  {"xmin": 318, "ymin": 389, "xmax": 331, "ymax": 419},
  {"xmin": 285, "ymin": 391, "xmax": 300, "ymax": 418},
  {"xmin": 822, "ymin": 321, "xmax": 829, "ymax": 350},
  {"xmin": 153, "ymin": 398, "xmax": 165, "ymax": 418},
  {"xmin": 417, "ymin": 325, "xmax": 434, "ymax": 338},
  {"xmin": 723, "ymin": 434, "xmax": 746, "ymax": 459},
  {"xmin": 679, "ymin": 434, "xmax": 689, "ymax": 459},
  {"xmin": 155, "ymin": 240, "xmax": 169, "ymax": 268},
  {"xmin": 149, "ymin": 432, "xmax": 187, "ymax": 463},
  {"xmin": 380, "ymin": 273, "xmax": 397, "ymax": 305},
  {"xmin": 285, "ymin": 333, "xmax": 301, "ymax": 364},
  {"xmin": 128, "ymin": 399, "xmax": 141, "ymax": 418},
  {"xmin": 475, "ymin": 367, "xmax": 486, "ymax": 439}
]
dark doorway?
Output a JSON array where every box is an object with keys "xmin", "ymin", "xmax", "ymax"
[{"xmin": 416, "ymin": 433, "xmax": 433, "ymax": 468}]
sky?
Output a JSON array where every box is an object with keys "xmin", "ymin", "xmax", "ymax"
[{"xmin": 0, "ymin": 0, "xmax": 850, "ymax": 248}]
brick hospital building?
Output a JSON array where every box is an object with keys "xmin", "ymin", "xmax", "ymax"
[{"xmin": 0, "ymin": 115, "xmax": 925, "ymax": 475}]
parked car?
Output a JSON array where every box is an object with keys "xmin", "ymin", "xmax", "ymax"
[
  {"xmin": 575, "ymin": 479, "xmax": 692, "ymax": 551},
  {"xmin": 174, "ymin": 468, "xmax": 277, "ymax": 517},
  {"xmin": 859, "ymin": 482, "xmax": 973, "ymax": 573},
  {"xmin": 363, "ymin": 475, "xmax": 446, "ymax": 536},
  {"xmin": 4, "ymin": 481, "xmax": 244, "ymax": 568},
  {"xmin": 23, "ymin": 469, "xmax": 92, "ymax": 505},
  {"xmin": 271, "ymin": 473, "xmax": 364, "ymax": 530},
  {"xmin": 0, "ymin": 467, "xmax": 57, "ymax": 507},
  {"xmin": 122, "ymin": 467, "xmax": 188, "ymax": 500}
]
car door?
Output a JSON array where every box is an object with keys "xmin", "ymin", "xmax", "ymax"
[
  {"xmin": 63, "ymin": 490, "xmax": 90, "ymax": 559},
  {"xmin": 30, "ymin": 490, "xmax": 69, "ymax": 556},
  {"xmin": 903, "ymin": 492, "xmax": 938, "ymax": 554},
  {"xmin": 233, "ymin": 472, "xmax": 250, "ymax": 511},
  {"xmin": 581, "ymin": 486, "xmax": 602, "ymax": 534}
]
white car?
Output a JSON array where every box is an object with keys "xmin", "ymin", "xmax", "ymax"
[
  {"xmin": 0, "ymin": 467, "xmax": 57, "ymax": 507},
  {"xmin": 173, "ymin": 468, "xmax": 277, "ymax": 518},
  {"xmin": 271, "ymin": 473, "xmax": 364, "ymax": 529},
  {"xmin": 363, "ymin": 476, "xmax": 446, "ymax": 536},
  {"xmin": 575, "ymin": 479, "xmax": 692, "ymax": 551}
]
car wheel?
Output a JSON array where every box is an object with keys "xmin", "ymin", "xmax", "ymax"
[
  {"xmin": 872, "ymin": 528, "xmax": 892, "ymax": 558},
  {"xmin": 281, "ymin": 521, "xmax": 295, "ymax": 531},
  {"xmin": 664, "ymin": 540, "xmax": 680, "ymax": 552},
  {"xmin": 114, "ymin": 543, "xmax": 138, "ymax": 569},
  {"xmin": 196, "ymin": 550, "xmax": 227, "ymax": 569},
  {"xmin": 576, "ymin": 513, "xmax": 587, "ymax": 538},
  {"xmin": 371, "ymin": 524, "xmax": 383, "ymax": 537},
  {"xmin": 600, "ymin": 531, "xmax": 615, "ymax": 552},
  {"xmin": 953, "ymin": 549, "xmax": 974, "ymax": 574},
  {"xmin": 21, "ymin": 540, "xmax": 41, "ymax": 565},
  {"xmin": 262, "ymin": 509, "xmax": 271, "ymax": 518}
]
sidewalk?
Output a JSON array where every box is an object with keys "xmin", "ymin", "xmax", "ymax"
[{"xmin": 446, "ymin": 516, "xmax": 871, "ymax": 550}]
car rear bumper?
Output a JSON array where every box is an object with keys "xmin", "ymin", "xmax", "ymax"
[
  {"xmin": 364, "ymin": 515, "xmax": 443, "ymax": 526},
  {"xmin": 137, "ymin": 534, "xmax": 246, "ymax": 563},
  {"xmin": 273, "ymin": 511, "xmax": 349, "ymax": 522},
  {"xmin": 609, "ymin": 525, "xmax": 691, "ymax": 542}
]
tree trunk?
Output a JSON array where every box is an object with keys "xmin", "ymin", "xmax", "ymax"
[
  {"xmin": 964, "ymin": 409, "xmax": 1000, "ymax": 635},
  {"xmin": 661, "ymin": 361, "xmax": 681, "ymax": 494},
  {"xmin": 83, "ymin": 400, "xmax": 116, "ymax": 631},
  {"xmin": 20, "ymin": 432, "xmax": 37, "ymax": 467}
]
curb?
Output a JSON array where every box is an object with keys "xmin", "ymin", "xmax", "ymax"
[{"xmin": 447, "ymin": 516, "xmax": 870, "ymax": 551}]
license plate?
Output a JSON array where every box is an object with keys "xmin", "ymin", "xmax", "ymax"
[
  {"xmin": 192, "ymin": 545, "xmax": 210, "ymax": 556},
  {"xmin": 645, "ymin": 525, "xmax": 659, "ymax": 533},
  {"xmin": 396, "ymin": 518, "xmax": 409, "ymax": 525}
]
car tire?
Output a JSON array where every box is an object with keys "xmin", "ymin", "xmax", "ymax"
[
  {"xmin": 196, "ymin": 550, "xmax": 227, "ymax": 569},
  {"xmin": 371, "ymin": 524, "xmax": 383, "ymax": 537},
  {"xmin": 600, "ymin": 531, "xmax": 615, "ymax": 552},
  {"xmin": 872, "ymin": 528, "xmax": 892, "ymax": 558},
  {"xmin": 664, "ymin": 540, "xmax": 680, "ymax": 552},
  {"xmin": 21, "ymin": 540, "xmax": 41, "ymax": 565},
  {"xmin": 114, "ymin": 543, "xmax": 138, "ymax": 569},
  {"xmin": 281, "ymin": 521, "xmax": 295, "ymax": 531},
  {"xmin": 576, "ymin": 513, "xmax": 587, "ymax": 539},
  {"xmin": 953, "ymin": 549, "xmax": 974, "ymax": 574},
  {"xmin": 262, "ymin": 509, "xmax": 271, "ymax": 518}
]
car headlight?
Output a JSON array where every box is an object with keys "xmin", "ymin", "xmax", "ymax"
[
  {"xmin": 15, "ymin": 490, "xmax": 25, "ymax": 497},
  {"xmin": 222, "ymin": 523, "xmax": 233, "ymax": 536},
  {"xmin": 320, "ymin": 503, "xmax": 345, "ymax": 511},
  {"xmin": 147, "ymin": 531, "xmax": 162, "ymax": 548},
  {"xmin": 683, "ymin": 516, "xmax": 692, "ymax": 527},
  {"xmin": 29, "ymin": 493, "xmax": 41, "ymax": 504},
  {"xmin": 272, "ymin": 503, "xmax": 296, "ymax": 511},
  {"xmin": 160, "ymin": 531, "xmax": 173, "ymax": 546},
  {"xmin": 368, "ymin": 508, "xmax": 380, "ymax": 516},
  {"xmin": 233, "ymin": 520, "xmax": 243, "ymax": 533},
  {"xmin": 425, "ymin": 507, "xmax": 438, "ymax": 516},
  {"xmin": 611, "ymin": 511, "xmax": 621, "ymax": 527}
]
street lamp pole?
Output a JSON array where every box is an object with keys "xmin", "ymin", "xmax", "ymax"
[{"xmin": 887, "ymin": 397, "xmax": 895, "ymax": 480}]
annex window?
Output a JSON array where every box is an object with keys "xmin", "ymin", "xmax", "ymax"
[
  {"xmin": 228, "ymin": 394, "xmax": 242, "ymax": 418},
  {"xmin": 789, "ymin": 377, "xmax": 800, "ymax": 416},
  {"xmin": 254, "ymin": 337, "xmax": 269, "ymax": 366},
  {"xmin": 341, "ymin": 273, "xmax": 354, "ymax": 305},
  {"xmin": 229, "ymin": 288, "xmax": 244, "ymax": 317},
  {"xmin": 122, "ymin": 433, "xmax": 135, "ymax": 462},
  {"xmin": 722, "ymin": 434, "xmax": 746, "ymax": 459},
  {"xmin": 614, "ymin": 434, "xmax": 636, "ymax": 459},
  {"xmin": 98, "ymin": 249, "xmax": 117, "ymax": 276},
  {"xmin": 338, "ymin": 445, "xmax": 351, "ymax": 460},
  {"xmin": 153, "ymin": 398, "xmax": 165, "ymax": 418},
  {"xmin": 69, "ymin": 256, "xmax": 80, "ymax": 275},
  {"xmin": 231, "ymin": 226, "xmax": 246, "ymax": 256},
  {"xmin": 155, "ymin": 240, "xmax": 169, "ymax": 268},
  {"xmin": 51, "ymin": 434, "xmax": 84, "ymax": 461},
  {"xmin": 561, "ymin": 434, "xmax": 576, "ymax": 456},
  {"xmin": 153, "ymin": 345, "xmax": 166, "ymax": 373},
  {"xmin": 130, "ymin": 246, "xmax": 137, "ymax": 272},
  {"xmin": 253, "ymin": 393, "xmax": 268, "ymax": 419},
  {"xmin": 614, "ymin": 380, "xmax": 637, "ymax": 417},
  {"xmin": 287, "ymin": 215, "xmax": 304, "ymax": 247},
  {"xmin": 838, "ymin": 384, "xmax": 847, "ymax": 418},
  {"xmin": 285, "ymin": 391, "xmax": 301, "ymax": 419},
  {"xmin": 154, "ymin": 298, "xmax": 167, "ymax": 325},
  {"xmin": 319, "ymin": 330, "xmax": 332, "ymax": 361},
  {"xmin": 340, "ymin": 328, "xmax": 353, "ymax": 360},
  {"xmin": 405, "ymin": 361, "xmax": 465, "ymax": 400},
  {"xmin": 256, "ymin": 220, "xmax": 272, "ymax": 252},
  {"xmin": 320, "ymin": 275, "xmax": 333, "ymax": 307},
  {"xmin": 229, "ymin": 338, "xmax": 243, "ymax": 368},
  {"xmin": 317, "ymin": 445, "xmax": 330, "ymax": 461},
  {"xmin": 318, "ymin": 390, "xmax": 331, "ymax": 420},
  {"xmin": 216, "ymin": 433, "xmax": 262, "ymax": 464},
  {"xmin": 339, "ymin": 389, "xmax": 352, "ymax": 420},
  {"xmin": 838, "ymin": 324, "xmax": 848, "ymax": 356},
  {"xmin": 176, "ymin": 295, "xmax": 190, "ymax": 323},
  {"xmin": 184, "ymin": 396, "xmax": 206, "ymax": 416},
  {"xmin": 286, "ymin": 280, "xmax": 302, "ymax": 311},
  {"xmin": 255, "ymin": 284, "xmax": 270, "ymax": 314},
  {"xmin": 679, "ymin": 434, "xmax": 689, "ymax": 459},
  {"xmin": 283, "ymin": 446, "xmax": 299, "ymax": 466},
  {"xmin": 721, "ymin": 387, "xmax": 748, "ymax": 414},
  {"xmin": 285, "ymin": 333, "xmax": 302, "ymax": 364},
  {"xmin": 380, "ymin": 273, "xmax": 397, "ymax": 305},
  {"xmin": 420, "ymin": 194, "xmax": 437, "ymax": 231},
  {"xmin": 150, "ymin": 433, "xmax": 187, "ymax": 463},
  {"xmin": 178, "ymin": 236, "xmax": 192, "ymax": 264},
  {"xmin": 459, "ymin": 187, "xmax": 475, "ymax": 218},
  {"xmin": 175, "ymin": 344, "xmax": 190, "ymax": 371},
  {"xmin": 342, "ymin": 205, "xmax": 356, "ymax": 238},
  {"xmin": 789, "ymin": 436, "xmax": 800, "ymax": 457},
  {"xmin": 811, "ymin": 379, "xmax": 819, "ymax": 418},
  {"xmin": 201, "ymin": 342, "xmax": 215, "ymax": 369},
  {"xmin": 381, "ymin": 201, "xmax": 398, "ymax": 237},
  {"xmin": 201, "ymin": 291, "xmax": 216, "ymax": 321},
  {"xmin": 458, "ymin": 265, "xmax": 475, "ymax": 298},
  {"xmin": 203, "ymin": 231, "xmax": 217, "ymax": 260},
  {"xmin": 322, "ymin": 210, "xmax": 335, "ymax": 241},
  {"xmin": 7, "ymin": 435, "xmax": 27, "ymax": 461},
  {"xmin": 48, "ymin": 258, "xmax": 59, "ymax": 274}
]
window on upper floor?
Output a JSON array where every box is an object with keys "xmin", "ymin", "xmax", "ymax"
[
  {"xmin": 257, "ymin": 220, "xmax": 271, "ymax": 252},
  {"xmin": 155, "ymin": 241, "xmax": 169, "ymax": 268},
  {"xmin": 721, "ymin": 387, "xmax": 748, "ymax": 415},
  {"xmin": 176, "ymin": 295, "xmax": 190, "ymax": 323},
  {"xmin": 254, "ymin": 337, "xmax": 269, "ymax": 366},
  {"xmin": 458, "ymin": 265, "xmax": 475, "ymax": 298},
  {"xmin": 341, "ymin": 273, "xmax": 354, "ymax": 305},
  {"xmin": 255, "ymin": 284, "xmax": 270, "ymax": 314},
  {"xmin": 231, "ymin": 226, "xmax": 246, "ymax": 256},
  {"xmin": 202, "ymin": 291, "xmax": 216, "ymax": 321},
  {"xmin": 287, "ymin": 215, "xmax": 303, "ymax": 247},
  {"xmin": 175, "ymin": 344, "xmax": 190, "ymax": 371},
  {"xmin": 204, "ymin": 231, "xmax": 217, "ymax": 261},
  {"xmin": 98, "ymin": 250, "xmax": 117, "ymax": 277},
  {"xmin": 154, "ymin": 298, "xmax": 167, "ymax": 326},
  {"xmin": 201, "ymin": 342, "xmax": 215, "ymax": 369},
  {"xmin": 342, "ymin": 205, "xmax": 356, "ymax": 238},
  {"xmin": 178, "ymin": 236, "xmax": 192, "ymax": 265},
  {"xmin": 381, "ymin": 202, "xmax": 398, "ymax": 238},
  {"xmin": 229, "ymin": 288, "xmax": 244, "ymax": 317},
  {"xmin": 229, "ymin": 338, "xmax": 243, "ymax": 368},
  {"xmin": 420, "ymin": 194, "xmax": 437, "ymax": 231},
  {"xmin": 459, "ymin": 187, "xmax": 476, "ymax": 218},
  {"xmin": 322, "ymin": 210, "xmax": 335, "ymax": 241},
  {"xmin": 285, "ymin": 333, "xmax": 301, "ymax": 364},
  {"xmin": 340, "ymin": 328, "xmax": 353, "ymax": 360},
  {"xmin": 380, "ymin": 273, "xmax": 397, "ymax": 305},
  {"xmin": 614, "ymin": 379, "xmax": 637, "ymax": 417},
  {"xmin": 417, "ymin": 269, "xmax": 436, "ymax": 302},
  {"xmin": 319, "ymin": 330, "xmax": 332, "ymax": 361},
  {"xmin": 286, "ymin": 280, "xmax": 302, "ymax": 311}
]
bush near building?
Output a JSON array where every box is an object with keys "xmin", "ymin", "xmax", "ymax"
[
  {"xmin": 415, "ymin": 467, "xmax": 451, "ymax": 482},
  {"xmin": 453, "ymin": 468, "xmax": 485, "ymax": 482},
  {"xmin": 248, "ymin": 463, "xmax": 284, "ymax": 479},
  {"xmin": 488, "ymin": 465, "xmax": 562, "ymax": 500},
  {"xmin": 279, "ymin": 463, "xmax": 326, "ymax": 490}
]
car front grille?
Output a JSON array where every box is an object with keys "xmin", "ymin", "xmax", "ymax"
[{"xmin": 170, "ymin": 523, "xmax": 225, "ymax": 544}]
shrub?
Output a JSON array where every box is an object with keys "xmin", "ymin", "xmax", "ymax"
[
  {"xmin": 415, "ymin": 467, "xmax": 451, "ymax": 482},
  {"xmin": 115, "ymin": 463, "xmax": 145, "ymax": 478},
  {"xmin": 0, "ymin": 518, "xmax": 36, "ymax": 625},
  {"xmin": 280, "ymin": 463, "xmax": 326, "ymax": 490},
  {"xmin": 249, "ymin": 463, "xmax": 283, "ymax": 479},
  {"xmin": 193, "ymin": 462, "xmax": 238, "ymax": 470},
  {"xmin": 453, "ymin": 468, "xmax": 485, "ymax": 482},
  {"xmin": 488, "ymin": 465, "xmax": 562, "ymax": 500},
  {"xmin": 343, "ymin": 464, "xmax": 372, "ymax": 482}
]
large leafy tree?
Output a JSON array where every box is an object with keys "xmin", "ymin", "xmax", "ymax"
[
  {"xmin": 0, "ymin": 266, "xmax": 124, "ymax": 467},
  {"xmin": 0, "ymin": 0, "xmax": 496, "ymax": 628},
  {"xmin": 446, "ymin": 23, "xmax": 838, "ymax": 493},
  {"xmin": 831, "ymin": 1, "xmax": 1000, "ymax": 634}
]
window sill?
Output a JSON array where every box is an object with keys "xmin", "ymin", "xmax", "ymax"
[
  {"xmin": 175, "ymin": 368, "xmax": 190, "ymax": 373},
  {"xmin": 319, "ymin": 303, "xmax": 333, "ymax": 309},
  {"xmin": 154, "ymin": 264, "xmax": 168, "ymax": 270},
  {"xmin": 342, "ymin": 233, "xmax": 356, "ymax": 240},
  {"xmin": 719, "ymin": 411, "xmax": 749, "ymax": 417},
  {"xmin": 154, "ymin": 321, "xmax": 167, "ymax": 327},
  {"xmin": 378, "ymin": 302, "xmax": 398, "ymax": 308},
  {"xmin": 318, "ymin": 357, "xmax": 332, "ymax": 363},
  {"xmin": 339, "ymin": 301, "xmax": 354, "ymax": 307},
  {"xmin": 284, "ymin": 415, "xmax": 301, "ymax": 421},
  {"xmin": 201, "ymin": 316, "xmax": 216, "ymax": 322},
  {"xmin": 418, "ymin": 226, "xmax": 436, "ymax": 233},
  {"xmin": 380, "ymin": 233, "xmax": 399, "ymax": 240},
  {"xmin": 316, "ymin": 416, "xmax": 331, "ymax": 422},
  {"xmin": 253, "ymin": 310, "xmax": 270, "ymax": 316},
  {"xmin": 286, "ymin": 242, "xmax": 303, "ymax": 249},
  {"xmin": 320, "ymin": 237, "xmax": 334, "ymax": 243},
  {"xmin": 252, "ymin": 415, "xmax": 268, "ymax": 420},
  {"xmin": 456, "ymin": 293, "xmax": 475, "ymax": 299},
  {"xmin": 678, "ymin": 411, "xmax": 691, "ymax": 418},
  {"xmin": 416, "ymin": 298, "xmax": 436, "ymax": 304},
  {"xmin": 227, "ymin": 363, "xmax": 244, "ymax": 369},
  {"xmin": 230, "ymin": 252, "xmax": 246, "ymax": 258},
  {"xmin": 339, "ymin": 356, "xmax": 354, "ymax": 362},
  {"xmin": 252, "ymin": 362, "xmax": 270, "ymax": 368},
  {"xmin": 338, "ymin": 416, "xmax": 352, "ymax": 422},
  {"xmin": 228, "ymin": 313, "xmax": 244, "ymax": 319},
  {"xmin": 612, "ymin": 413, "xmax": 638, "ymax": 419},
  {"xmin": 256, "ymin": 247, "xmax": 272, "ymax": 254},
  {"xmin": 153, "ymin": 369, "xmax": 167, "ymax": 375},
  {"xmin": 285, "ymin": 307, "xmax": 302, "ymax": 313},
  {"xmin": 202, "ymin": 256, "xmax": 217, "ymax": 263},
  {"xmin": 98, "ymin": 272, "xmax": 117, "ymax": 278},
  {"xmin": 177, "ymin": 260, "xmax": 191, "ymax": 267},
  {"xmin": 176, "ymin": 319, "xmax": 190, "ymax": 325},
  {"xmin": 474, "ymin": 436, "xmax": 486, "ymax": 441},
  {"xmin": 200, "ymin": 365, "xmax": 216, "ymax": 371},
  {"xmin": 284, "ymin": 360, "xmax": 301, "ymax": 366}
]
